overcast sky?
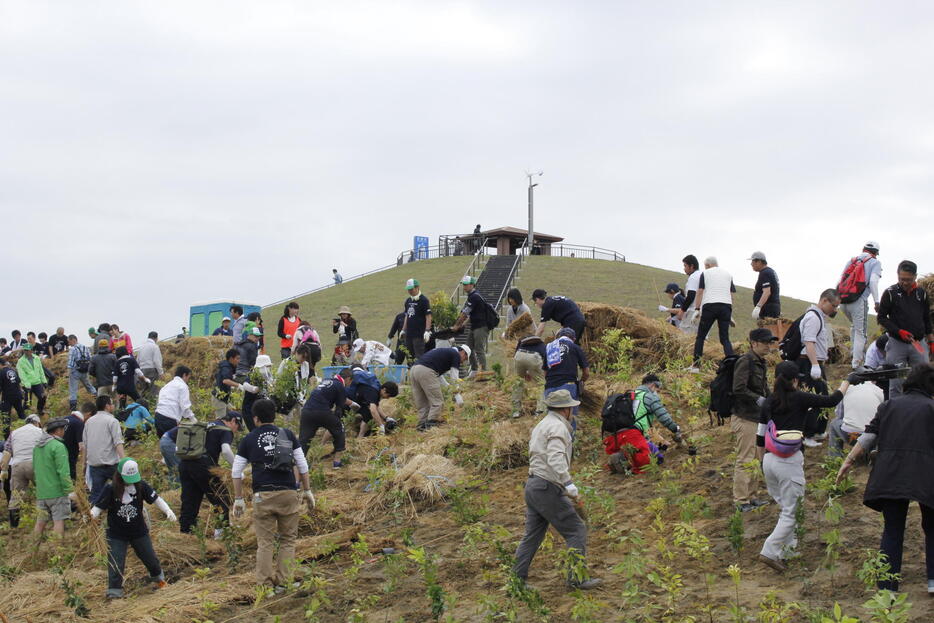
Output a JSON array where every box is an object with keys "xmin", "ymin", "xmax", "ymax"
[{"xmin": 2, "ymin": 1, "xmax": 932, "ymax": 342}]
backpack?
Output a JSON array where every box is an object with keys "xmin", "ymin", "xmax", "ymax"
[
  {"xmin": 601, "ymin": 391, "xmax": 638, "ymax": 435},
  {"xmin": 484, "ymin": 301, "xmax": 500, "ymax": 330},
  {"xmin": 837, "ymin": 256, "xmax": 870, "ymax": 304},
  {"xmin": 75, "ymin": 346, "xmax": 91, "ymax": 374},
  {"xmin": 176, "ymin": 421, "xmax": 228, "ymax": 461},
  {"xmin": 778, "ymin": 309, "xmax": 822, "ymax": 361},
  {"xmin": 266, "ymin": 428, "xmax": 296, "ymax": 472},
  {"xmin": 708, "ymin": 355, "xmax": 740, "ymax": 425}
]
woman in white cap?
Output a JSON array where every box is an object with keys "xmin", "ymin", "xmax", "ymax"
[
  {"xmin": 91, "ymin": 456, "xmax": 176, "ymax": 599},
  {"xmin": 332, "ymin": 307, "xmax": 359, "ymax": 343}
]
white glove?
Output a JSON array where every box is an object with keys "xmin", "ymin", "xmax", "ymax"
[
  {"xmin": 751, "ymin": 306, "xmax": 761, "ymax": 320},
  {"xmin": 349, "ymin": 401, "xmax": 361, "ymax": 412},
  {"xmin": 454, "ymin": 393, "xmax": 464, "ymax": 406},
  {"xmin": 164, "ymin": 509, "xmax": 177, "ymax": 522},
  {"xmin": 303, "ymin": 490, "xmax": 316, "ymax": 512},
  {"xmin": 241, "ymin": 382, "xmax": 259, "ymax": 394},
  {"xmin": 285, "ymin": 334, "xmax": 291, "ymax": 339},
  {"xmin": 565, "ymin": 483, "xmax": 579, "ymax": 498},
  {"xmin": 756, "ymin": 396, "xmax": 766, "ymax": 408},
  {"xmin": 658, "ymin": 305, "xmax": 668, "ymax": 312},
  {"xmin": 810, "ymin": 365, "xmax": 822, "ymax": 380},
  {"xmin": 378, "ymin": 425, "xmax": 386, "ymax": 435},
  {"xmin": 423, "ymin": 331, "xmax": 431, "ymax": 342},
  {"xmin": 233, "ymin": 498, "xmax": 246, "ymax": 518},
  {"xmin": 386, "ymin": 339, "xmax": 394, "ymax": 348}
]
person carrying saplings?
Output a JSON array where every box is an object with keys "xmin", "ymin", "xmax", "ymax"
[
  {"xmin": 602, "ymin": 375, "xmax": 682, "ymax": 474},
  {"xmin": 91, "ymin": 457, "xmax": 176, "ymax": 599},
  {"xmin": 298, "ymin": 368, "xmax": 359, "ymax": 467},
  {"xmin": 213, "ymin": 348, "xmax": 258, "ymax": 420},
  {"xmin": 346, "ymin": 367, "xmax": 399, "ymax": 437},
  {"xmin": 731, "ymin": 328, "xmax": 778, "ymax": 512}
]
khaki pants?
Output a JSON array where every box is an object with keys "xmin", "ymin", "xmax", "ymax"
[
  {"xmin": 731, "ymin": 416, "xmax": 759, "ymax": 505},
  {"xmin": 211, "ymin": 396, "xmax": 229, "ymax": 420},
  {"xmin": 10, "ymin": 461, "xmax": 35, "ymax": 510},
  {"xmin": 467, "ymin": 326, "xmax": 489, "ymax": 371},
  {"xmin": 253, "ymin": 489, "xmax": 301, "ymax": 586},
  {"xmin": 512, "ymin": 351, "xmax": 544, "ymax": 414},
  {"xmin": 410, "ymin": 365, "xmax": 443, "ymax": 426}
]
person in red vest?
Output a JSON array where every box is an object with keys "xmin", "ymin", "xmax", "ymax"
[{"xmin": 277, "ymin": 302, "xmax": 302, "ymax": 360}]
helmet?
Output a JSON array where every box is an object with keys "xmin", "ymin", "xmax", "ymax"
[{"xmin": 458, "ymin": 344, "xmax": 472, "ymax": 359}]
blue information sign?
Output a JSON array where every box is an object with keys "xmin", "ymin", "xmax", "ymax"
[{"xmin": 414, "ymin": 236, "xmax": 429, "ymax": 259}]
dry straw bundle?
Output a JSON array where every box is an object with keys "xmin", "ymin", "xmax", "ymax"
[
  {"xmin": 919, "ymin": 274, "xmax": 934, "ymax": 302},
  {"xmin": 392, "ymin": 454, "xmax": 464, "ymax": 502},
  {"xmin": 488, "ymin": 419, "xmax": 531, "ymax": 469},
  {"xmin": 503, "ymin": 312, "xmax": 535, "ymax": 339}
]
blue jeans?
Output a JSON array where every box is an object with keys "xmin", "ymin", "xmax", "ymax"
[
  {"xmin": 160, "ymin": 434, "xmax": 180, "ymax": 487},
  {"xmin": 106, "ymin": 534, "xmax": 163, "ymax": 597},
  {"xmin": 68, "ymin": 369, "xmax": 96, "ymax": 408},
  {"xmin": 543, "ymin": 382, "xmax": 579, "ymax": 432},
  {"xmin": 88, "ymin": 464, "xmax": 116, "ymax": 507}
]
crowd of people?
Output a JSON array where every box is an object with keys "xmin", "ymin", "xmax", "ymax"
[{"xmin": 1, "ymin": 239, "xmax": 933, "ymax": 598}]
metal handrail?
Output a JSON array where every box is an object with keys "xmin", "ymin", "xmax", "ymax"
[
  {"xmin": 494, "ymin": 240, "xmax": 528, "ymax": 314},
  {"xmin": 449, "ymin": 237, "xmax": 489, "ymax": 307},
  {"xmin": 518, "ymin": 242, "xmax": 626, "ymax": 261}
]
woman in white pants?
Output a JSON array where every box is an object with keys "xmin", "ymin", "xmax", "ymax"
[{"xmin": 756, "ymin": 361, "xmax": 852, "ymax": 572}]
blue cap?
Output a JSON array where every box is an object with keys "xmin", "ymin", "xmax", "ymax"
[{"xmin": 664, "ymin": 283, "xmax": 680, "ymax": 293}]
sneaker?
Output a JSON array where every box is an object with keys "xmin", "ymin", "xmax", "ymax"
[
  {"xmin": 802, "ymin": 437, "xmax": 822, "ymax": 448},
  {"xmin": 213, "ymin": 528, "xmax": 225, "ymax": 540},
  {"xmin": 751, "ymin": 499, "xmax": 771, "ymax": 509},
  {"xmin": 511, "ymin": 411, "xmax": 522, "ymax": 419},
  {"xmin": 758, "ymin": 554, "xmax": 786, "ymax": 573},
  {"xmin": 737, "ymin": 502, "xmax": 757, "ymax": 513},
  {"xmin": 106, "ymin": 591, "xmax": 124, "ymax": 600},
  {"xmin": 332, "ymin": 460, "xmax": 342, "ymax": 469},
  {"xmin": 567, "ymin": 578, "xmax": 603, "ymax": 590}
]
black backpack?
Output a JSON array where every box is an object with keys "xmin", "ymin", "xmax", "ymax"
[
  {"xmin": 778, "ymin": 309, "xmax": 822, "ymax": 361},
  {"xmin": 266, "ymin": 428, "xmax": 296, "ymax": 472},
  {"xmin": 484, "ymin": 301, "xmax": 500, "ymax": 330},
  {"xmin": 708, "ymin": 355, "xmax": 740, "ymax": 425},
  {"xmin": 74, "ymin": 345, "xmax": 91, "ymax": 373},
  {"xmin": 601, "ymin": 391, "xmax": 638, "ymax": 435}
]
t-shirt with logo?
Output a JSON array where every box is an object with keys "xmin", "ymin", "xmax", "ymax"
[
  {"xmin": 544, "ymin": 340, "xmax": 589, "ymax": 389},
  {"xmin": 95, "ymin": 479, "xmax": 159, "ymax": 539},
  {"xmin": 404, "ymin": 294, "xmax": 432, "ymax": 335},
  {"xmin": 115, "ymin": 355, "xmax": 141, "ymax": 394},
  {"xmin": 540, "ymin": 296, "xmax": 584, "ymax": 326},
  {"xmin": 34, "ymin": 342, "xmax": 51, "ymax": 358},
  {"xmin": 302, "ymin": 378, "xmax": 346, "ymax": 412},
  {"xmin": 236, "ymin": 424, "xmax": 301, "ymax": 492},
  {"xmin": 49, "ymin": 334, "xmax": 69, "ymax": 354},
  {"xmin": 0, "ymin": 367, "xmax": 22, "ymax": 397}
]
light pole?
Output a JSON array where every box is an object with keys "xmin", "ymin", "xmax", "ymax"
[{"xmin": 526, "ymin": 170, "xmax": 542, "ymax": 253}]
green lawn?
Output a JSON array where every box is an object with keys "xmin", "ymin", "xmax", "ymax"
[{"xmin": 263, "ymin": 256, "xmax": 472, "ymax": 360}]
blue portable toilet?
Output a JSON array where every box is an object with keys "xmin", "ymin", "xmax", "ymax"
[{"xmin": 189, "ymin": 300, "xmax": 262, "ymax": 337}]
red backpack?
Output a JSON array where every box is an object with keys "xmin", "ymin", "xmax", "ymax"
[{"xmin": 837, "ymin": 256, "xmax": 870, "ymax": 304}]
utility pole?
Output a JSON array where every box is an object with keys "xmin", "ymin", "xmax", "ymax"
[{"xmin": 526, "ymin": 170, "xmax": 542, "ymax": 252}]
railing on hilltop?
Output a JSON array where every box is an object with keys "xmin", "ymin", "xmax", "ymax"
[{"xmin": 518, "ymin": 243, "xmax": 626, "ymax": 262}]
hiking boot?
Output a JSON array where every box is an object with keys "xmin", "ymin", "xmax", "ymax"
[
  {"xmin": 751, "ymin": 499, "xmax": 771, "ymax": 509},
  {"xmin": 758, "ymin": 554, "xmax": 786, "ymax": 573},
  {"xmin": 106, "ymin": 589, "xmax": 124, "ymax": 599},
  {"xmin": 8, "ymin": 510, "xmax": 19, "ymax": 528},
  {"xmin": 802, "ymin": 437, "xmax": 822, "ymax": 448},
  {"xmin": 567, "ymin": 578, "xmax": 603, "ymax": 590},
  {"xmin": 154, "ymin": 580, "xmax": 167, "ymax": 591},
  {"xmin": 737, "ymin": 502, "xmax": 757, "ymax": 513}
]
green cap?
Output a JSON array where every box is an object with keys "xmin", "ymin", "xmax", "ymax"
[
  {"xmin": 117, "ymin": 457, "xmax": 142, "ymax": 484},
  {"xmin": 461, "ymin": 276, "xmax": 477, "ymax": 285},
  {"xmin": 405, "ymin": 278, "xmax": 419, "ymax": 290},
  {"xmin": 21, "ymin": 343, "xmax": 32, "ymax": 351}
]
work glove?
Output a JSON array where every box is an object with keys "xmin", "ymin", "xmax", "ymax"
[
  {"xmin": 846, "ymin": 372, "xmax": 865, "ymax": 385},
  {"xmin": 285, "ymin": 334, "xmax": 291, "ymax": 340},
  {"xmin": 164, "ymin": 509, "xmax": 177, "ymax": 522},
  {"xmin": 233, "ymin": 498, "xmax": 246, "ymax": 518},
  {"xmin": 0, "ymin": 470, "xmax": 7, "ymax": 482},
  {"xmin": 349, "ymin": 401, "xmax": 361, "ymax": 412},
  {"xmin": 565, "ymin": 483, "xmax": 579, "ymax": 498},
  {"xmin": 756, "ymin": 396, "xmax": 766, "ymax": 408},
  {"xmin": 386, "ymin": 338, "xmax": 394, "ymax": 348},
  {"xmin": 302, "ymin": 490, "xmax": 316, "ymax": 512},
  {"xmin": 145, "ymin": 378, "xmax": 153, "ymax": 385},
  {"xmin": 454, "ymin": 393, "xmax": 464, "ymax": 406},
  {"xmin": 241, "ymin": 382, "xmax": 259, "ymax": 394},
  {"xmin": 897, "ymin": 329, "xmax": 914, "ymax": 343},
  {"xmin": 751, "ymin": 306, "xmax": 761, "ymax": 320},
  {"xmin": 658, "ymin": 305, "xmax": 668, "ymax": 312},
  {"xmin": 810, "ymin": 364, "xmax": 822, "ymax": 380},
  {"xmin": 378, "ymin": 425, "xmax": 386, "ymax": 435},
  {"xmin": 423, "ymin": 331, "xmax": 431, "ymax": 342}
]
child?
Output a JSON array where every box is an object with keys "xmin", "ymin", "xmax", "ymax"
[
  {"xmin": 91, "ymin": 457, "xmax": 176, "ymax": 599},
  {"xmin": 331, "ymin": 337, "xmax": 352, "ymax": 366}
]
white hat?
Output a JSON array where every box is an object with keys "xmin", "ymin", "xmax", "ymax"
[
  {"xmin": 864, "ymin": 241, "xmax": 880, "ymax": 254},
  {"xmin": 222, "ymin": 316, "xmax": 231, "ymax": 322},
  {"xmin": 25, "ymin": 414, "xmax": 40, "ymax": 425},
  {"xmin": 458, "ymin": 344, "xmax": 472, "ymax": 359},
  {"xmin": 254, "ymin": 354, "xmax": 272, "ymax": 368},
  {"xmin": 352, "ymin": 338, "xmax": 365, "ymax": 350}
]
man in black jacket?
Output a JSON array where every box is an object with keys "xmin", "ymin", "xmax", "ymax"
[
  {"xmin": 877, "ymin": 260, "xmax": 933, "ymax": 397},
  {"xmin": 731, "ymin": 328, "xmax": 777, "ymax": 511}
]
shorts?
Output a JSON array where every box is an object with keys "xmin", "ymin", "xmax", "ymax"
[{"xmin": 37, "ymin": 496, "xmax": 72, "ymax": 521}]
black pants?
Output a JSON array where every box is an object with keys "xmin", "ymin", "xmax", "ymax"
[
  {"xmin": 154, "ymin": 413, "xmax": 177, "ymax": 437},
  {"xmin": 796, "ymin": 358, "xmax": 829, "ymax": 437},
  {"xmin": 405, "ymin": 334, "xmax": 427, "ymax": 360},
  {"xmin": 759, "ymin": 302, "xmax": 781, "ymax": 319},
  {"xmin": 178, "ymin": 459, "xmax": 230, "ymax": 533},
  {"xmin": 241, "ymin": 391, "xmax": 259, "ymax": 431},
  {"xmin": 117, "ymin": 385, "xmax": 141, "ymax": 408},
  {"xmin": 563, "ymin": 316, "xmax": 587, "ymax": 344},
  {"xmin": 25, "ymin": 384, "xmax": 47, "ymax": 414},
  {"xmin": 878, "ymin": 499, "xmax": 934, "ymax": 590},
  {"xmin": 693, "ymin": 303, "xmax": 734, "ymax": 363},
  {"xmin": 0, "ymin": 394, "xmax": 25, "ymax": 438},
  {"xmin": 299, "ymin": 408, "xmax": 345, "ymax": 454}
]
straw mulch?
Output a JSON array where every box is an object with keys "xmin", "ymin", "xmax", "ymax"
[
  {"xmin": 161, "ymin": 336, "xmax": 233, "ymax": 389},
  {"xmin": 504, "ymin": 312, "xmax": 535, "ymax": 340},
  {"xmin": 393, "ymin": 454, "xmax": 463, "ymax": 501},
  {"xmin": 488, "ymin": 419, "xmax": 531, "ymax": 469},
  {"xmin": 827, "ymin": 326, "xmax": 852, "ymax": 365},
  {"xmin": 919, "ymin": 274, "xmax": 934, "ymax": 302}
]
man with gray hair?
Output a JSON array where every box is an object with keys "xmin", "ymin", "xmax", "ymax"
[
  {"xmin": 690, "ymin": 256, "xmax": 736, "ymax": 370},
  {"xmin": 0, "ymin": 414, "xmax": 44, "ymax": 527},
  {"xmin": 797, "ymin": 288, "xmax": 841, "ymax": 446}
]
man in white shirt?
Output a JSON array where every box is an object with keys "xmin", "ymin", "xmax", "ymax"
[
  {"xmin": 797, "ymin": 289, "xmax": 841, "ymax": 446},
  {"xmin": 691, "ymin": 256, "xmax": 736, "ymax": 369},
  {"xmin": 154, "ymin": 365, "xmax": 196, "ymax": 436},
  {"xmin": 827, "ymin": 380, "xmax": 884, "ymax": 457},
  {"xmin": 0, "ymin": 414, "xmax": 44, "ymax": 527},
  {"xmin": 840, "ymin": 242, "xmax": 883, "ymax": 368},
  {"xmin": 675, "ymin": 254, "xmax": 702, "ymax": 334},
  {"xmin": 352, "ymin": 339, "xmax": 392, "ymax": 367},
  {"xmin": 135, "ymin": 331, "xmax": 163, "ymax": 401}
]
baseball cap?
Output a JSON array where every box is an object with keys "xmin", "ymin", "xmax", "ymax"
[
  {"xmin": 117, "ymin": 457, "xmax": 142, "ymax": 484},
  {"xmin": 21, "ymin": 343, "xmax": 33, "ymax": 351},
  {"xmin": 458, "ymin": 344, "xmax": 472, "ymax": 359},
  {"xmin": 405, "ymin": 278, "xmax": 419, "ymax": 290},
  {"xmin": 556, "ymin": 327, "xmax": 577, "ymax": 340},
  {"xmin": 776, "ymin": 361, "xmax": 804, "ymax": 381},
  {"xmin": 749, "ymin": 328, "xmax": 778, "ymax": 343},
  {"xmin": 664, "ymin": 283, "xmax": 680, "ymax": 294},
  {"xmin": 250, "ymin": 327, "xmax": 263, "ymax": 336},
  {"xmin": 222, "ymin": 316, "xmax": 231, "ymax": 322},
  {"xmin": 864, "ymin": 241, "xmax": 880, "ymax": 254},
  {"xmin": 461, "ymin": 276, "xmax": 477, "ymax": 285},
  {"xmin": 352, "ymin": 338, "xmax": 365, "ymax": 350},
  {"xmin": 747, "ymin": 251, "xmax": 767, "ymax": 262}
]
